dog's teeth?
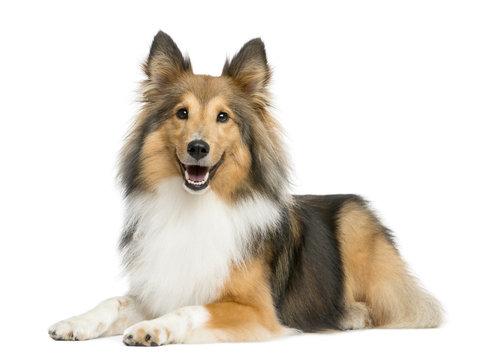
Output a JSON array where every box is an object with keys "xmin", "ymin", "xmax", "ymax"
[{"xmin": 186, "ymin": 171, "xmax": 210, "ymax": 186}]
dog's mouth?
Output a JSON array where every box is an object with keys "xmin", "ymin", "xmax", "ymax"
[
  {"xmin": 183, "ymin": 165, "xmax": 210, "ymax": 190},
  {"xmin": 177, "ymin": 153, "xmax": 225, "ymax": 192}
]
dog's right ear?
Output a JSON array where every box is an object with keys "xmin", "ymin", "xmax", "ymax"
[{"xmin": 143, "ymin": 31, "xmax": 192, "ymax": 87}]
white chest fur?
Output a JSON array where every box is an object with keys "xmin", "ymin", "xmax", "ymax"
[{"xmin": 122, "ymin": 178, "xmax": 281, "ymax": 318}]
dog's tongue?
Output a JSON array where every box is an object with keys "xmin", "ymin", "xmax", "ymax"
[{"xmin": 186, "ymin": 165, "xmax": 209, "ymax": 182}]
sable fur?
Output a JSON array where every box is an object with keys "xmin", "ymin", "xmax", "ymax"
[
  {"xmin": 48, "ymin": 31, "xmax": 442, "ymax": 346},
  {"xmin": 118, "ymin": 31, "xmax": 442, "ymax": 332}
]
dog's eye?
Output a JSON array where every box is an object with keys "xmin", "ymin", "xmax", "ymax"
[
  {"xmin": 217, "ymin": 112, "xmax": 229, "ymax": 123},
  {"xmin": 176, "ymin": 108, "xmax": 188, "ymax": 120}
]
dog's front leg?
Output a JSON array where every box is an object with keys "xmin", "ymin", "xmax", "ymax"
[
  {"xmin": 49, "ymin": 296, "xmax": 145, "ymax": 341},
  {"xmin": 122, "ymin": 302, "xmax": 288, "ymax": 346}
]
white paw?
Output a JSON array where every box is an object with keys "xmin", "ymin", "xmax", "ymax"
[
  {"xmin": 48, "ymin": 317, "xmax": 104, "ymax": 341},
  {"xmin": 123, "ymin": 320, "xmax": 171, "ymax": 346}
]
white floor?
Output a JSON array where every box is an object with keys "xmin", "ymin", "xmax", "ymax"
[{"xmin": 30, "ymin": 320, "xmax": 491, "ymax": 360}]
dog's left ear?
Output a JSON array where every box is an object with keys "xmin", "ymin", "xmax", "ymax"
[{"xmin": 222, "ymin": 38, "xmax": 271, "ymax": 100}]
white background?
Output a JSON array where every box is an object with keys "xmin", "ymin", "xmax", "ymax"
[{"xmin": 0, "ymin": 0, "xmax": 498, "ymax": 359}]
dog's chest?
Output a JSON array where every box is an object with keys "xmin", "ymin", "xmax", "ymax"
[{"xmin": 123, "ymin": 178, "xmax": 280, "ymax": 317}]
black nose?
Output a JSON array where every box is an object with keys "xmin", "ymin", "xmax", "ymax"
[{"xmin": 187, "ymin": 140, "xmax": 210, "ymax": 160}]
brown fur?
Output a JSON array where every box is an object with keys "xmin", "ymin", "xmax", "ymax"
[
  {"xmin": 338, "ymin": 200, "xmax": 442, "ymax": 329},
  {"xmin": 205, "ymin": 259, "xmax": 286, "ymax": 341},
  {"xmin": 50, "ymin": 32, "xmax": 443, "ymax": 347},
  {"xmin": 140, "ymin": 129, "xmax": 178, "ymax": 190},
  {"xmin": 135, "ymin": 76, "xmax": 253, "ymax": 202},
  {"xmin": 115, "ymin": 32, "xmax": 441, "ymax": 343}
]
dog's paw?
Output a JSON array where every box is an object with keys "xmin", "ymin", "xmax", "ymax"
[
  {"xmin": 48, "ymin": 317, "xmax": 103, "ymax": 341},
  {"xmin": 123, "ymin": 321, "xmax": 171, "ymax": 346},
  {"xmin": 340, "ymin": 302, "xmax": 373, "ymax": 330}
]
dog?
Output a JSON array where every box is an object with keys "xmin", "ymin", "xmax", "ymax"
[{"xmin": 48, "ymin": 31, "xmax": 442, "ymax": 346}]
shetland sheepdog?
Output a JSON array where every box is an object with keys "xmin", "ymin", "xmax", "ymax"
[{"xmin": 49, "ymin": 31, "xmax": 442, "ymax": 346}]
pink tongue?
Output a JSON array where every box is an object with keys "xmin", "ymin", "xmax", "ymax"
[{"xmin": 187, "ymin": 165, "xmax": 209, "ymax": 182}]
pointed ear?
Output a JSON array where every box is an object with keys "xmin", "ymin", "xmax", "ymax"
[
  {"xmin": 222, "ymin": 38, "xmax": 271, "ymax": 98},
  {"xmin": 143, "ymin": 31, "xmax": 192, "ymax": 86}
]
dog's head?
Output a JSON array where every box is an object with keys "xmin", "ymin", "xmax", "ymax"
[{"xmin": 120, "ymin": 31, "xmax": 289, "ymax": 203}]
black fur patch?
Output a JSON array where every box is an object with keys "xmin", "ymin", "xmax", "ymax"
[
  {"xmin": 120, "ymin": 112, "xmax": 161, "ymax": 197},
  {"xmin": 120, "ymin": 95, "xmax": 182, "ymax": 197},
  {"xmin": 119, "ymin": 221, "xmax": 136, "ymax": 251},
  {"xmin": 268, "ymin": 194, "xmax": 363, "ymax": 332}
]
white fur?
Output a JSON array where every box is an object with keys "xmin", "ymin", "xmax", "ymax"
[
  {"xmin": 48, "ymin": 296, "xmax": 143, "ymax": 340},
  {"xmin": 122, "ymin": 305, "xmax": 295, "ymax": 345},
  {"xmin": 189, "ymin": 131, "xmax": 203, "ymax": 141},
  {"xmin": 122, "ymin": 177, "xmax": 282, "ymax": 318},
  {"xmin": 123, "ymin": 306, "xmax": 217, "ymax": 345},
  {"xmin": 183, "ymin": 182, "xmax": 210, "ymax": 195}
]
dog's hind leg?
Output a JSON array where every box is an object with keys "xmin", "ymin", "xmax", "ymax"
[
  {"xmin": 365, "ymin": 239, "xmax": 443, "ymax": 329},
  {"xmin": 338, "ymin": 199, "xmax": 442, "ymax": 330},
  {"xmin": 48, "ymin": 296, "xmax": 145, "ymax": 341},
  {"xmin": 340, "ymin": 301, "xmax": 372, "ymax": 330}
]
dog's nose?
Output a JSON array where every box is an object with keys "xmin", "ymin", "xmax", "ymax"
[{"xmin": 187, "ymin": 140, "xmax": 210, "ymax": 160}]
